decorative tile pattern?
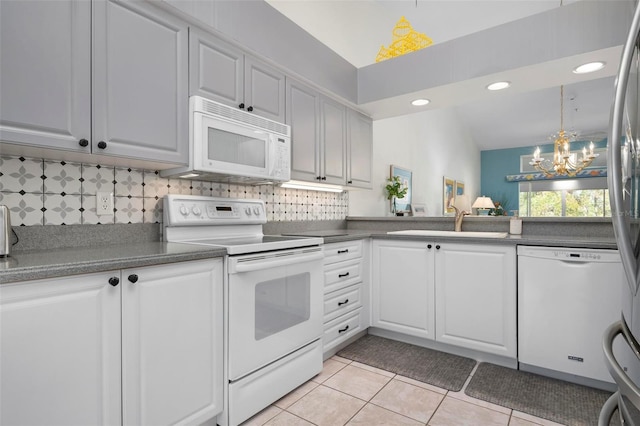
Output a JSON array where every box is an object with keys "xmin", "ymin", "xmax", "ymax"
[
  {"xmin": 43, "ymin": 161, "xmax": 82, "ymax": 195},
  {"xmin": 0, "ymin": 154, "xmax": 349, "ymax": 227},
  {"xmin": 82, "ymin": 164, "xmax": 114, "ymax": 194},
  {"xmin": 0, "ymin": 192, "xmax": 44, "ymax": 226},
  {"xmin": 44, "ymin": 194, "xmax": 82, "ymax": 225},
  {"xmin": 0, "ymin": 156, "xmax": 43, "ymax": 193}
]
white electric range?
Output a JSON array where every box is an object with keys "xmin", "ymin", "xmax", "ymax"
[{"xmin": 163, "ymin": 195, "xmax": 324, "ymax": 425}]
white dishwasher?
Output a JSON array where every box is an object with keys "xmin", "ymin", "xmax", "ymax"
[{"xmin": 518, "ymin": 245, "xmax": 623, "ymax": 386}]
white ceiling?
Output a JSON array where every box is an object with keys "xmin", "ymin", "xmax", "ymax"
[{"xmin": 266, "ymin": 0, "xmax": 627, "ymax": 150}]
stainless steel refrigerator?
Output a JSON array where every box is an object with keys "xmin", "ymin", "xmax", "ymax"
[{"xmin": 601, "ymin": 0, "xmax": 640, "ymax": 423}]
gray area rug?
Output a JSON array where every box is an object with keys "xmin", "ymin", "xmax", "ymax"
[
  {"xmin": 466, "ymin": 362, "xmax": 618, "ymax": 426},
  {"xmin": 337, "ymin": 334, "xmax": 477, "ymax": 391}
]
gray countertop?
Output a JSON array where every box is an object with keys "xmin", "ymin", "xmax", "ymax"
[
  {"xmin": 0, "ymin": 242, "xmax": 226, "ymax": 284},
  {"xmin": 309, "ymin": 229, "xmax": 619, "ymax": 249},
  {"xmin": 0, "ymin": 223, "xmax": 619, "ymax": 285}
]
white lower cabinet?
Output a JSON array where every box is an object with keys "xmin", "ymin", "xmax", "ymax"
[
  {"xmin": 0, "ymin": 258, "xmax": 223, "ymax": 426},
  {"xmin": 322, "ymin": 240, "xmax": 369, "ymax": 354},
  {"xmin": 371, "ymin": 239, "xmax": 516, "ymax": 358},
  {"xmin": 371, "ymin": 240, "xmax": 435, "ymax": 339},
  {"xmin": 435, "ymin": 243, "xmax": 516, "ymax": 357}
]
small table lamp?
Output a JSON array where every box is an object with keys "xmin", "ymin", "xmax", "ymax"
[{"xmin": 472, "ymin": 196, "xmax": 495, "ymax": 215}]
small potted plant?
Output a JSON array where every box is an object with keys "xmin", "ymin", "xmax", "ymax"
[{"xmin": 385, "ymin": 175, "xmax": 408, "ymax": 215}]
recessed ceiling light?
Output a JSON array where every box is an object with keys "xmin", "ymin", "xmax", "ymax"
[
  {"xmin": 573, "ymin": 61, "xmax": 606, "ymax": 74},
  {"xmin": 411, "ymin": 98, "xmax": 430, "ymax": 106},
  {"xmin": 486, "ymin": 81, "xmax": 511, "ymax": 91}
]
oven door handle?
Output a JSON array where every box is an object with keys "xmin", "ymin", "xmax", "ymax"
[{"xmin": 229, "ymin": 250, "xmax": 324, "ymax": 274}]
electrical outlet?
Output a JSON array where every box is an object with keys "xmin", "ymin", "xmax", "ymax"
[{"xmin": 96, "ymin": 191, "xmax": 113, "ymax": 216}]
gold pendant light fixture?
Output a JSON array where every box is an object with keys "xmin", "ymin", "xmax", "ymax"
[
  {"xmin": 375, "ymin": 16, "xmax": 432, "ymax": 62},
  {"xmin": 529, "ymin": 85, "xmax": 598, "ymax": 177}
]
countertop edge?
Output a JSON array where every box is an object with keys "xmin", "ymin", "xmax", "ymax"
[
  {"xmin": 316, "ymin": 231, "xmax": 618, "ymax": 249},
  {"xmin": 0, "ymin": 243, "xmax": 227, "ymax": 285}
]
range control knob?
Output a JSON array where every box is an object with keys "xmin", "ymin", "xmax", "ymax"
[
  {"xmin": 179, "ymin": 205, "xmax": 189, "ymax": 216},
  {"xmin": 253, "ymin": 207, "xmax": 261, "ymax": 215},
  {"xmin": 245, "ymin": 207, "xmax": 252, "ymax": 215},
  {"xmin": 192, "ymin": 206, "xmax": 201, "ymax": 216}
]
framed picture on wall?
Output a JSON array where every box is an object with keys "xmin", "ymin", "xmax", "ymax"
[
  {"xmin": 443, "ymin": 176, "xmax": 455, "ymax": 216},
  {"xmin": 455, "ymin": 181, "xmax": 465, "ymax": 197},
  {"xmin": 391, "ymin": 165, "xmax": 412, "ymax": 212}
]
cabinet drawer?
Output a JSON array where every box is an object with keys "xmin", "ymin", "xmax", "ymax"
[
  {"xmin": 324, "ymin": 240, "xmax": 363, "ymax": 264},
  {"xmin": 324, "ymin": 284, "xmax": 361, "ymax": 323},
  {"xmin": 323, "ymin": 308, "xmax": 363, "ymax": 352},
  {"xmin": 324, "ymin": 259, "xmax": 362, "ymax": 293}
]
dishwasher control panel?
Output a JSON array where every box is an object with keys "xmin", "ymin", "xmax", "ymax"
[{"xmin": 552, "ymin": 250, "xmax": 602, "ymax": 260}]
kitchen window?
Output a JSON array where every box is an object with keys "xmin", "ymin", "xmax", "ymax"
[{"xmin": 518, "ymin": 150, "xmax": 610, "ymax": 217}]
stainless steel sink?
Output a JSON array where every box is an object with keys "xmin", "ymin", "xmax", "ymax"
[{"xmin": 387, "ymin": 230, "xmax": 508, "ymax": 238}]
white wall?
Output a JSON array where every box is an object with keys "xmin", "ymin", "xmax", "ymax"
[{"xmin": 349, "ymin": 107, "xmax": 480, "ymax": 217}]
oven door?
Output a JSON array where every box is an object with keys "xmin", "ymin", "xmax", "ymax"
[
  {"xmin": 193, "ymin": 111, "xmax": 272, "ymax": 178},
  {"xmin": 227, "ymin": 246, "xmax": 324, "ymax": 381}
]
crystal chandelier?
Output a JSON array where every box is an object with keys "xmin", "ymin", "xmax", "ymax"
[{"xmin": 529, "ymin": 85, "xmax": 598, "ymax": 177}]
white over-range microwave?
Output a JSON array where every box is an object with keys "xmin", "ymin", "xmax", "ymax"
[{"xmin": 161, "ymin": 96, "xmax": 291, "ymax": 184}]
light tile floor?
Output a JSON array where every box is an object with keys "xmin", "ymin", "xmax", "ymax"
[{"xmin": 241, "ymin": 355, "xmax": 567, "ymax": 426}]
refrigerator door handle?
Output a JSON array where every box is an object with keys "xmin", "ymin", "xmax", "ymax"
[
  {"xmin": 608, "ymin": 1, "xmax": 640, "ymax": 294},
  {"xmin": 598, "ymin": 391, "xmax": 619, "ymax": 426},
  {"xmin": 603, "ymin": 320, "xmax": 640, "ymax": 410}
]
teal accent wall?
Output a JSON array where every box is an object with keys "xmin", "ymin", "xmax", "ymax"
[{"xmin": 480, "ymin": 139, "xmax": 607, "ymax": 214}]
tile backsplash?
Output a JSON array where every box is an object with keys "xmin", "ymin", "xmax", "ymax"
[{"xmin": 0, "ymin": 155, "xmax": 349, "ymax": 226}]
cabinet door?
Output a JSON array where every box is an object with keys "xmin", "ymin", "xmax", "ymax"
[
  {"xmin": 0, "ymin": 0, "xmax": 91, "ymax": 152},
  {"xmin": 0, "ymin": 272, "xmax": 121, "ymax": 425},
  {"xmin": 287, "ymin": 79, "xmax": 321, "ymax": 182},
  {"xmin": 347, "ymin": 109, "xmax": 373, "ymax": 189},
  {"xmin": 93, "ymin": 0, "xmax": 188, "ymax": 165},
  {"xmin": 163, "ymin": 0, "xmax": 217, "ymax": 28},
  {"xmin": 121, "ymin": 259, "xmax": 223, "ymax": 426},
  {"xmin": 320, "ymin": 96, "xmax": 347, "ymax": 185},
  {"xmin": 244, "ymin": 56, "xmax": 285, "ymax": 122},
  {"xmin": 435, "ymin": 244, "xmax": 516, "ymax": 357},
  {"xmin": 189, "ymin": 27, "xmax": 243, "ymax": 107},
  {"xmin": 371, "ymin": 240, "xmax": 435, "ymax": 339}
]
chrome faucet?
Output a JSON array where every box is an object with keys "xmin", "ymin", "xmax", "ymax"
[{"xmin": 452, "ymin": 204, "xmax": 470, "ymax": 232}]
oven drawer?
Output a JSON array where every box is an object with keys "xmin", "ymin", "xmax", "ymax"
[
  {"xmin": 324, "ymin": 284, "xmax": 362, "ymax": 323},
  {"xmin": 324, "ymin": 240, "xmax": 363, "ymax": 265},
  {"xmin": 323, "ymin": 307, "xmax": 364, "ymax": 353},
  {"xmin": 324, "ymin": 259, "xmax": 362, "ymax": 293}
]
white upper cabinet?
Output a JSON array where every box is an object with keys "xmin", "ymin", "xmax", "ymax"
[
  {"xmin": 287, "ymin": 78, "xmax": 360, "ymax": 186},
  {"xmin": 0, "ymin": 0, "xmax": 188, "ymax": 166},
  {"xmin": 92, "ymin": 0, "xmax": 188, "ymax": 164},
  {"xmin": 287, "ymin": 78, "xmax": 321, "ymax": 183},
  {"xmin": 347, "ymin": 109, "xmax": 373, "ymax": 189},
  {"xmin": 0, "ymin": 0, "xmax": 92, "ymax": 152},
  {"xmin": 320, "ymin": 96, "xmax": 348, "ymax": 185},
  {"xmin": 189, "ymin": 28, "xmax": 285, "ymax": 123}
]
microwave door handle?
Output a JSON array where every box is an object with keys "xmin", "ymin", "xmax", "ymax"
[{"xmin": 268, "ymin": 136, "xmax": 276, "ymax": 175}]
